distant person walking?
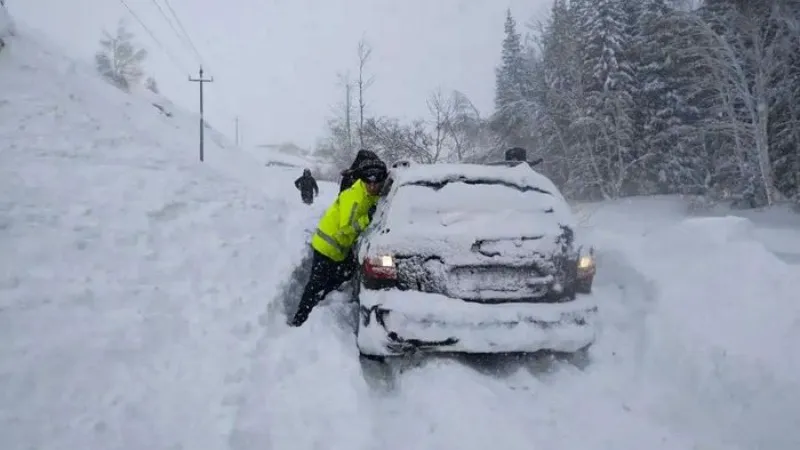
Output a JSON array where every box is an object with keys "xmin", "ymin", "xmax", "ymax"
[{"xmin": 294, "ymin": 168, "xmax": 319, "ymax": 205}]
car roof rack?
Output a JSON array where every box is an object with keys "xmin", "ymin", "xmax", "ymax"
[{"xmin": 483, "ymin": 157, "xmax": 543, "ymax": 168}]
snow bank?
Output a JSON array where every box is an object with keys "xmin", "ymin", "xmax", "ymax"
[
  {"xmin": 577, "ymin": 198, "xmax": 800, "ymax": 447},
  {"xmin": 629, "ymin": 216, "xmax": 800, "ymax": 448},
  {"xmin": 698, "ymin": 202, "xmax": 800, "ymax": 265},
  {"xmin": 640, "ymin": 216, "xmax": 799, "ymax": 371},
  {"xmin": 0, "ymin": 27, "xmax": 332, "ymax": 450},
  {"xmin": 229, "ymin": 293, "xmax": 377, "ymax": 450}
]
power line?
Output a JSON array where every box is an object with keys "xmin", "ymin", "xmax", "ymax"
[
  {"xmin": 156, "ymin": 0, "xmax": 243, "ymax": 126},
  {"xmin": 148, "ymin": 0, "xmax": 195, "ymax": 59},
  {"xmin": 121, "ymin": 0, "xmax": 240, "ymax": 144},
  {"xmin": 161, "ymin": 0, "xmax": 204, "ymax": 64},
  {"xmin": 117, "ymin": 0, "xmax": 189, "ymax": 75}
]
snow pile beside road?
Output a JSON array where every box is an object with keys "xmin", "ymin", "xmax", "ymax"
[
  {"xmin": 229, "ymin": 296, "xmax": 376, "ymax": 450},
  {"xmin": 631, "ymin": 216, "xmax": 800, "ymax": 449},
  {"xmin": 0, "ymin": 25, "xmax": 332, "ymax": 450}
]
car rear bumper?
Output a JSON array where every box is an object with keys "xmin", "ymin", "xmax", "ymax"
[{"xmin": 356, "ymin": 287, "xmax": 598, "ymax": 356}]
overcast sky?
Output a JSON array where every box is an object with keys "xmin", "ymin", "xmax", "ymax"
[{"xmin": 11, "ymin": 0, "xmax": 550, "ymax": 148}]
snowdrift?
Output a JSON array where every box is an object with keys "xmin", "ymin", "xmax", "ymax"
[
  {"xmin": 582, "ymin": 198, "xmax": 800, "ymax": 449},
  {"xmin": 634, "ymin": 216, "xmax": 800, "ymax": 449},
  {"xmin": 0, "ymin": 25, "xmax": 333, "ymax": 450}
]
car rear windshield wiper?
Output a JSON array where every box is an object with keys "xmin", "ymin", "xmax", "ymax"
[{"xmin": 406, "ymin": 178, "xmax": 552, "ymax": 195}]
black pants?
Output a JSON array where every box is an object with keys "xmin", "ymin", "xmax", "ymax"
[
  {"xmin": 290, "ymin": 249, "xmax": 355, "ymax": 326},
  {"xmin": 300, "ymin": 193, "xmax": 314, "ymax": 205}
]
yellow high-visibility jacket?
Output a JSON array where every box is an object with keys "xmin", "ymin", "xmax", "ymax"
[{"xmin": 311, "ymin": 179, "xmax": 379, "ymax": 262}]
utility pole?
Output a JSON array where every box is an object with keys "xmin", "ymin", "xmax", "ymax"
[
  {"xmin": 189, "ymin": 66, "xmax": 213, "ymax": 162},
  {"xmin": 235, "ymin": 116, "xmax": 240, "ymax": 147}
]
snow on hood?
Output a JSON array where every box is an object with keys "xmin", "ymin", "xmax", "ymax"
[{"xmin": 363, "ymin": 163, "xmax": 577, "ymax": 261}]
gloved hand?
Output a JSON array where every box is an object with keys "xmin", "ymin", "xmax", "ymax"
[{"xmin": 367, "ymin": 205, "xmax": 376, "ymax": 220}]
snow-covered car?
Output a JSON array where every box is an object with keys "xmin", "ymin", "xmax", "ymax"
[{"xmin": 353, "ymin": 162, "xmax": 598, "ymax": 358}]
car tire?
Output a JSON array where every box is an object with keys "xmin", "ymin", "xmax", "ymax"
[
  {"xmin": 575, "ymin": 279, "xmax": 592, "ymax": 294},
  {"xmin": 553, "ymin": 343, "xmax": 592, "ymax": 369}
]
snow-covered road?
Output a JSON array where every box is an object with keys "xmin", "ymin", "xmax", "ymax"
[
  {"xmin": 226, "ymin": 196, "xmax": 800, "ymax": 450},
  {"xmin": 3, "ymin": 25, "xmax": 800, "ymax": 450}
]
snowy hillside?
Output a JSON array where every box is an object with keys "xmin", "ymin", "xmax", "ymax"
[
  {"xmin": 3, "ymin": 20, "xmax": 800, "ymax": 450},
  {"xmin": 0, "ymin": 25, "xmax": 335, "ymax": 450}
]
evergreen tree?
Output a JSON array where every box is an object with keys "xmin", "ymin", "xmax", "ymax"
[
  {"xmin": 145, "ymin": 76, "xmax": 159, "ymax": 94},
  {"xmin": 491, "ymin": 9, "xmax": 533, "ymax": 149},
  {"xmin": 95, "ymin": 19, "xmax": 147, "ymax": 92},
  {"xmin": 633, "ymin": 0, "xmax": 705, "ymax": 193},
  {"xmin": 575, "ymin": 0, "xmax": 638, "ymax": 197},
  {"xmin": 535, "ymin": 0, "xmax": 585, "ymax": 190}
]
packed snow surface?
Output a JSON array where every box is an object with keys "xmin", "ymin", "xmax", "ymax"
[
  {"xmin": 3, "ymin": 22, "xmax": 800, "ymax": 450},
  {"xmin": 0, "ymin": 27, "xmax": 337, "ymax": 450}
]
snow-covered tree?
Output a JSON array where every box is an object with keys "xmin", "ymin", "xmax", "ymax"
[
  {"xmin": 145, "ymin": 76, "xmax": 159, "ymax": 94},
  {"xmin": 491, "ymin": 9, "xmax": 534, "ymax": 149},
  {"xmin": 631, "ymin": 0, "xmax": 707, "ymax": 194},
  {"xmin": 573, "ymin": 0, "xmax": 639, "ymax": 198},
  {"xmin": 95, "ymin": 19, "xmax": 147, "ymax": 92},
  {"xmin": 447, "ymin": 90, "xmax": 492, "ymax": 162},
  {"xmin": 356, "ymin": 38, "xmax": 373, "ymax": 149},
  {"xmin": 529, "ymin": 0, "xmax": 588, "ymax": 194},
  {"xmin": 670, "ymin": 1, "xmax": 798, "ymax": 205}
]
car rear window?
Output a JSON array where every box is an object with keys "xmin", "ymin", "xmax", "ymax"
[{"xmin": 383, "ymin": 178, "xmax": 567, "ymax": 230}]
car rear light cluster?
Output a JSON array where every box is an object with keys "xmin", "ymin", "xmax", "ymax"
[
  {"xmin": 577, "ymin": 253, "xmax": 596, "ymax": 280},
  {"xmin": 363, "ymin": 255, "xmax": 397, "ymax": 280}
]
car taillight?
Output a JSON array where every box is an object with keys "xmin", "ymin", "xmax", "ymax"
[
  {"xmin": 363, "ymin": 255, "xmax": 397, "ymax": 279},
  {"xmin": 577, "ymin": 254, "xmax": 596, "ymax": 279}
]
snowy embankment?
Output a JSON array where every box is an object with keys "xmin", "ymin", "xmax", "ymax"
[
  {"xmin": 232, "ymin": 196, "xmax": 800, "ymax": 450},
  {"xmin": 0, "ymin": 27, "xmax": 335, "ymax": 450},
  {"xmin": 232, "ymin": 195, "xmax": 800, "ymax": 450},
  {"xmin": 580, "ymin": 197, "xmax": 800, "ymax": 449}
]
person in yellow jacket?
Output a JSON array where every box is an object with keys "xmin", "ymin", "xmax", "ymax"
[{"xmin": 289, "ymin": 157, "xmax": 389, "ymax": 327}]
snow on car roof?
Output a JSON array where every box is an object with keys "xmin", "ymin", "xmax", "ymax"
[
  {"xmin": 390, "ymin": 162, "xmax": 566, "ymax": 201},
  {"xmin": 368, "ymin": 162, "xmax": 576, "ymax": 259},
  {"xmin": 379, "ymin": 161, "xmax": 576, "ymax": 235}
]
